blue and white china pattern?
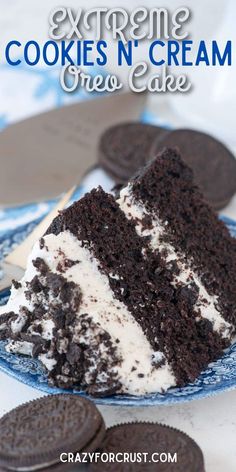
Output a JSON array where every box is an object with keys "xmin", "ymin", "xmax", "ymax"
[{"xmin": 0, "ymin": 209, "xmax": 236, "ymax": 406}]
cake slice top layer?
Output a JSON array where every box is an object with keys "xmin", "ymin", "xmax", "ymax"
[
  {"xmin": 44, "ymin": 148, "xmax": 236, "ymax": 386},
  {"xmin": 130, "ymin": 148, "xmax": 236, "ymax": 327},
  {"xmin": 0, "ymin": 148, "xmax": 236, "ymax": 396}
]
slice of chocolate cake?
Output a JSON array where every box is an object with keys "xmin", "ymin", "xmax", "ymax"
[{"xmin": 0, "ymin": 148, "xmax": 236, "ymax": 397}]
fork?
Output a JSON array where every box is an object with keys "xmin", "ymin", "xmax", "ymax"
[{"xmin": 0, "ymin": 186, "xmax": 75, "ymax": 293}]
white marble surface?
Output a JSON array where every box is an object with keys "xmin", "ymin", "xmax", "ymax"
[{"xmin": 1, "ymin": 371, "xmax": 236, "ymax": 471}]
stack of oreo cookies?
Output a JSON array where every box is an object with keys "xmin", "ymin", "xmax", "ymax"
[
  {"xmin": 0, "ymin": 395, "xmax": 205, "ymax": 471},
  {"xmin": 0, "ymin": 395, "xmax": 105, "ymax": 471},
  {"xmin": 99, "ymin": 123, "xmax": 236, "ymax": 210}
]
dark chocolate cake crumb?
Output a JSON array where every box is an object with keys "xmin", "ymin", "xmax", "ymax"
[
  {"xmin": 131, "ymin": 148, "xmax": 236, "ymax": 328},
  {"xmin": 56, "ymin": 258, "xmax": 80, "ymax": 274},
  {"xmin": 39, "ymin": 237, "xmax": 45, "ymax": 249},
  {"xmin": 1, "ymin": 148, "xmax": 236, "ymax": 396},
  {"xmin": 0, "ymin": 312, "xmax": 16, "ymax": 340},
  {"xmin": 32, "ymin": 257, "xmax": 49, "ymax": 276},
  {"xmin": 46, "ymin": 183, "xmax": 233, "ymax": 387},
  {"xmin": 150, "ymin": 128, "xmax": 236, "ymax": 209},
  {"xmin": 12, "ymin": 280, "xmax": 22, "ymax": 290},
  {"xmin": 2, "ymin": 258, "xmax": 121, "ymax": 395}
]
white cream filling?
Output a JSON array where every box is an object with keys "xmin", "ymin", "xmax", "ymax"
[
  {"xmin": 7, "ymin": 459, "xmax": 58, "ymax": 472},
  {"xmin": 117, "ymin": 185, "xmax": 232, "ymax": 339},
  {"xmin": 2, "ymin": 231, "xmax": 176, "ymax": 395}
]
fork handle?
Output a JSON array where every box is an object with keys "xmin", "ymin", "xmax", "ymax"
[{"xmin": 5, "ymin": 186, "xmax": 75, "ymax": 270}]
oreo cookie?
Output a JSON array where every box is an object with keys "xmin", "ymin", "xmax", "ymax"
[
  {"xmin": 0, "ymin": 395, "xmax": 105, "ymax": 471},
  {"xmin": 90, "ymin": 422, "xmax": 205, "ymax": 471},
  {"xmin": 151, "ymin": 128, "xmax": 236, "ymax": 210},
  {"xmin": 98, "ymin": 122, "xmax": 168, "ymax": 183}
]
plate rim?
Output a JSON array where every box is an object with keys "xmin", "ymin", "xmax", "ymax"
[{"xmin": 0, "ymin": 213, "xmax": 236, "ymax": 406}]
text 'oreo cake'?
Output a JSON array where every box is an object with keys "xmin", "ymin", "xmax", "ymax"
[{"xmin": 1, "ymin": 149, "xmax": 236, "ymax": 397}]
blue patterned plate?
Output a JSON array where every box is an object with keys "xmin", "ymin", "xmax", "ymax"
[{"xmin": 0, "ymin": 211, "xmax": 236, "ymax": 406}]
